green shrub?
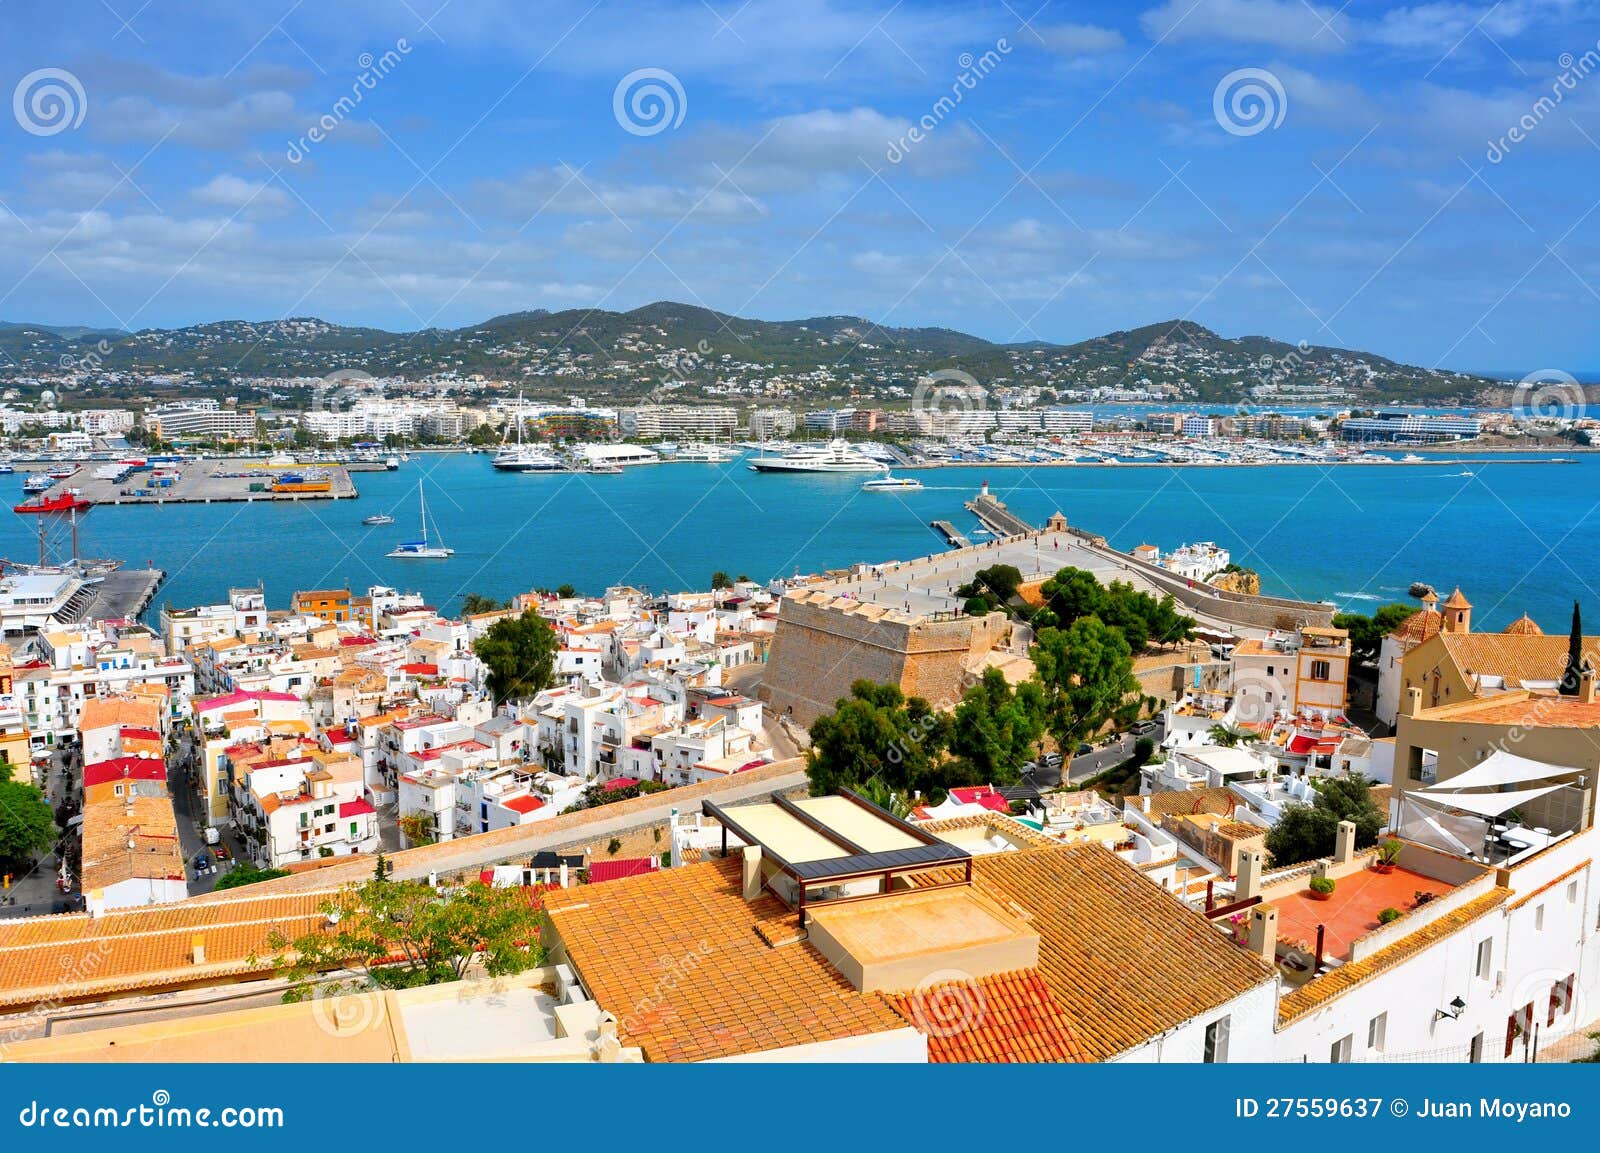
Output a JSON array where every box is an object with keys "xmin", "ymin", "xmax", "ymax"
[
  {"xmin": 1308, "ymin": 876, "xmax": 1336, "ymax": 895},
  {"xmin": 1377, "ymin": 907, "xmax": 1401, "ymax": 924}
]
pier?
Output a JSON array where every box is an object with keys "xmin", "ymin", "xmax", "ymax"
[
  {"xmin": 82, "ymin": 568, "xmax": 165, "ymax": 622},
  {"xmin": 40, "ymin": 459, "xmax": 359, "ymax": 507},
  {"xmin": 965, "ymin": 484, "xmax": 1036, "ymax": 537},
  {"xmin": 930, "ymin": 520, "xmax": 971, "ymax": 549}
]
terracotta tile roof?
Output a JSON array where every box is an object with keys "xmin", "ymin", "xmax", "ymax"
[
  {"xmin": 1137, "ymin": 787, "xmax": 1238, "ymax": 819},
  {"xmin": 967, "ymin": 844, "xmax": 1273, "ymax": 1061},
  {"xmin": 545, "ymin": 856, "xmax": 908, "ymax": 1062},
  {"xmin": 1389, "ymin": 609, "xmax": 1444, "ymax": 644},
  {"xmin": 1278, "ymin": 888, "xmax": 1509, "ymax": 1025},
  {"xmin": 1433, "ymin": 633, "xmax": 1600, "ymax": 689},
  {"xmin": 883, "ymin": 968, "xmax": 1087, "ymax": 1063},
  {"xmin": 1503, "ymin": 613, "xmax": 1544, "ymax": 636},
  {"xmin": 1426, "ymin": 691, "xmax": 1600, "ymax": 729},
  {"xmin": 1441, "ymin": 587, "xmax": 1472, "ymax": 610},
  {"xmin": 918, "ymin": 813, "xmax": 1059, "ymax": 850},
  {"xmin": 80, "ymin": 794, "xmax": 185, "ymax": 890},
  {"xmin": 0, "ymin": 891, "xmax": 338, "ymax": 1010},
  {"xmin": 78, "ymin": 696, "xmax": 161, "ymax": 734}
]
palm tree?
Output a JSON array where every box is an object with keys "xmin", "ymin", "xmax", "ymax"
[
  {"xmin": 1208, "ymin": 723, "xmax": 1250, "ymax": 748},
  {"xmin": 856, "ymin": 776, "xmax": 912, "ymax": 819}
]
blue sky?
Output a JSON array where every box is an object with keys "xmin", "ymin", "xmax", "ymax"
[{"xmin": 0, "ymin": 0, "xmax": 1596, "ymax": 372}]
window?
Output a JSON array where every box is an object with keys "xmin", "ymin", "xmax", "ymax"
[
  {"xmin": 1330, "ymin": 1034, "xmax": 1353, "ymax": 1063},
  {"xmin": 1568, "ymin": 881, "xmax": 1579, "ymax": 905},
  {"xmin": 1203, "ymin": 1016, "xmax": 1230, "ymax": 1063},
  {"xmin": 1310, "ymin": 660, "xmax": 1331, "ymax": 681},
  {"xmin": 349, "ymin": 821, "xmax": 359, "ymax": 838},
  {"xmin": 1475, "ymin": 938, "xmax": 1493, "ymax": 979},
  {"xmin": 1506, "ymin": 1003, "xmax": 1533, "ymax": 1058},
  {"xmin": 1367, "ymin": 1012, "xmax": 1387, "ymax": 1052},
  {"xmin": 1469, "ymin": 1032, "xmax": 1484, "ymax": 1063},
  {"xmin": 1535, "ymin": 905, "xmax": 1545, "ymax": 931},
  {"xmin": 1549, "ymin": 974, "xmax": 1575, "ymax": 1025}
]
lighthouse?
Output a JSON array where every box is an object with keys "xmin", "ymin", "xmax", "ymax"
[{"xmin": 980, "ymin": 479, "xmax": 989, "ymax": 500}]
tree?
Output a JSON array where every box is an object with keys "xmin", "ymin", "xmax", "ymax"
[
  {"xmin": 854, "ymin": 775, "xmax": 912, "ymax": 819},
  {"xmin": 1560, "ymin": 600, "xmax": 1583, "ymax": 696},
  {"xmin": 710, "ymin": 571, "xmax": 733, "ymax": 590},
  {"xmin": 397, "ymin": 811, "xmax": 437, "ymax": 846},
  {"xmin": 555, "ymin": 583, "xmax": 577, "ymax": 599},
  {"xmin": 1332, "ymin": 603, "xmax": 1416, "ymax": 665},
  {"xmin": 956, "ymin": 564, "xmax": 1024, "ymax": 611},
  {"xmin": 473, "ymin": 609, "xmax": 559, "ymax": 703},
  {"xmin": 270, "ymin": 877, "xmax": 545, "ymax": 993},
  {"xmin": 1264, "ymin": 773, "xmax": 1386, "ymax": 866},
  {"xmin": 214, "ymin": 863, "xmax": 291, "ymax": 891},
  {"xmin": 0, "ymin": 762, "xmax": 55, "ymax": 866},
  {"xmin": 807, "ymin": 680, "xmax": 950, "ymax": 798},
  {"xmin": 1208, "ymin": 723, "xmax": 1250, "ymax": 748},
  {"xmin": 1037, "ymin": 568, "xmax": 1193, "ymax": 653},
  {"xmin": 948, "ymin": 669, "xmax": 1047, "ymax": 784},
  {"xmin": 1039, "ymin": 567, "xmax": 1106, "ymax": 626},
  {"xmin": 1032, "ymin": 617, "xmax": 1139, "ymax": 750},
  {"xmin": 460, "ymin": 592, "xmax": 504, "ymax": 615}
]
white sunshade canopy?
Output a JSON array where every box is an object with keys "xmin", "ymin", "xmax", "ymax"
[
  {"xmin": 1409, "ymin": 783, "xmax": 1564, "ymax": 818},
  {"xmin": 1425, "ymin": 749, "xmax": 1584, "ymax": 792}
]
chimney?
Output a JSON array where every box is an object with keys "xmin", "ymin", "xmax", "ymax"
[
  {"xmin": 1402, "ymin": 687, "xmax": 1423, "ymax": 718},
  {"xmin": 191, "ymin": 934, "xmax": 206, "ymax": 965},
  {"xmin": 740, "ymin": 844, "xmax": 763, "ymax": 900},
  {"xmin": 1335, "ymin": 819, "xmax": 1357, "ymax": 865},
  {"xmin": 1582, "ymin": 666, "xmax": 1597, "ymax": 705},
  {"xmin": 1246, "ymin": 905, "xmax": 1278, "ymax": 962},
  {"xmin": 1236, "ymin": 848, "xmax": 1264, "ymax": 901}
]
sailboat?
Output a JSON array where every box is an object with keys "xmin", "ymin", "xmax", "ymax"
[{"xmin": 387, "ymin": 482, "xmax": 454, "ymax": 559}]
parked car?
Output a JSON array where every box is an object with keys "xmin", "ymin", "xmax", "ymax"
[
  {"xmin": 211, "ymin": 842, "xmax": 231, "ymax": 861},
  {"xmin": 1072, "ymin": 745, "xmax": 1091, "ymax": 757},
  {"xmin": 1130, "ymin": 721, "xmax": 1158, "ymax": 736}
]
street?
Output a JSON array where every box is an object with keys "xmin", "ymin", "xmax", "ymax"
[{"xmin": 1067, "ymin": 717, "xmax": 1167, "ymax": 785}]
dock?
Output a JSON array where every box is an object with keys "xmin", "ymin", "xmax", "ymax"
[
  {"xmin": 40, "ymin": 459, "xmax": 359, "ymax": 506},
  {"xmin": 82, "ymin": 568, "xmax": 165, "ymax": 622},
  {"xmin": 964, "ymin": 489, "xmax": 1036, "ymax": 537},
  {"xmin": 930, "ymin": 520, "xmax": 972, "ymax": 549}
]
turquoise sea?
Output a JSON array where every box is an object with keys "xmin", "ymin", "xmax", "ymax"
[{"xmin": 3, "ymin": 452, "xmax": 1592, "ymax": 631}]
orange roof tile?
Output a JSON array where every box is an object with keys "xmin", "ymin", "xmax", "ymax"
[
  {"xmin": 1442, "ymin": 587, "xmax": 1472, "ymax": 609},
  {"xmin": 1503, "ymin": 613, "xmax": 1544, "ymax": 636},
  {"xmin": 545, "ymin": 856, "xmax": 909, "ymax": 1062},
  {"xmin": 968, "ymin": 845, "xmax": 1273, "ymax": 1061},
  {"xmin": 884, "ymin": 968, "xmax": 1087, "ymax": 1063}
]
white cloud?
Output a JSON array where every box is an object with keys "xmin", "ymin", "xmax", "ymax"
[
  {"xmin": 1140, "ymin": 0, "xmax": 1351, "ymax": 52},
  {"xmin": 1037, "ymin": 23, "xmax": 1127, "ymax": 55},
  {"xmin": 190, "ymin": 174, "xmax": 290, "ymax": 216}
]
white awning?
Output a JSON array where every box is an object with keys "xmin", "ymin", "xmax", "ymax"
[
  {"xmin": 1431, "ymin": 749, "xmax": 1584, "ymax": 792},
  {"xmin": 1408, "ymin": 784, "xmax": 1563, "ymax": 818}
]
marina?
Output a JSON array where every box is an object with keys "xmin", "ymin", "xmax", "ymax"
[{"xmin": 15, "ymin": 457, "xmax": 359, "ymax": 506}]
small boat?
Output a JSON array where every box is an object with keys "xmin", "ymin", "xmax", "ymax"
[
  {"xmin": 23, "ymin": 474, "xmax": 51, "ymax": 494},
  {"xmin": 362, "ymin": 513, "xmax": 395, "ymax": 526},
  {"xmin": 0, "ymin": 463, "xmax": 13, "ymax": 475},
  {"xmin": 1401, "ymin": 454, "xmax": 1424, "ymax": 463},
  {"xmin": 387, "ymin": 482, "xmax": 453, "ymax": 559},
  {"xmin": 861, "ymin": 476, "xmax": 924, "ymax": 491},
  {"xmin": 47, "ymin": 464, "xmax": 79, "ymax": 479},
  {"xmin": 385, "ymin": 457, "xmax": 400, "ymax": 471}
]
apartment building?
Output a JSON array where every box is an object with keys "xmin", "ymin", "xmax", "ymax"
[{"xmin": 1229, "ymin": 625, "xmax": 1351, "ymax": 721}]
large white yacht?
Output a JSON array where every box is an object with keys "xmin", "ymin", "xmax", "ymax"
[
  {"xmin": 747, "ymin": 439, "xmax": 889, "ymax": 474},
  {"xmin": 493, "ymin": 393, "xmax": 566, "ymax": 472}
]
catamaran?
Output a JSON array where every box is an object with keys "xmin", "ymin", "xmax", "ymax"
[{"xmin": 387, "ymin": 483, "xmax": 453, "ymax": 559}]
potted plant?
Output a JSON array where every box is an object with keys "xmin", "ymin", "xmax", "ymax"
[
  {"xmin": 1377, "ymin": 907, "xmax": 1401, "ymax": 925},
  {"xmin": 1373, "ymin": 839, "xmax": 1403, "ymax": 874},
  {"xmin": 1308, "ymin": 876, "xmax": 1336, "ymax": 901}
]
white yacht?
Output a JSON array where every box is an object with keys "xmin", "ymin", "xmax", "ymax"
[
  {"xmin": 387, "ymin": 482, "xmax": 454, "ymax": 559},
  {"xmin": 673, "ymin": 443, "xmax": 738, "ymax": 463},
  {"xmin": 493, "ymin": 397, "xmax": 566, "ymax": 472},
  {"xmin": 747, "ymin": 439, "xmax": 889, "ymax": 474},
  {"xmin": 861, "ymin": 475, "xmax": 924, "ymax": 491}
]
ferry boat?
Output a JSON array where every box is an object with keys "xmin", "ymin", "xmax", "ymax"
[
  {"xmin": 385, "ymin": 456, "xmax": 400, "ymax": 471},
  {"xmin": 47, "ymin": 464, "xmax": 79, "ymax": 480},
  {"xmin": 362, "ymin": 513, "xmax": 396, "ymax": 526},
  {"xmin": 0, "ymin": 462, "xmax": 13, "ymax": 475},
  {"xmin": 386, "ymin": 483, "xmax": 453, "ymax": 559},
  {"xmin": 747, "ymin": 439, "xmax": 889, "ymax": 474},
  {"xmin": 22, "ymin": 474, "xmax": 52, "ymax": 494},
  {"xmin": 861, "ymin": 476, "xmax": 924, "ymax": 491}
]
